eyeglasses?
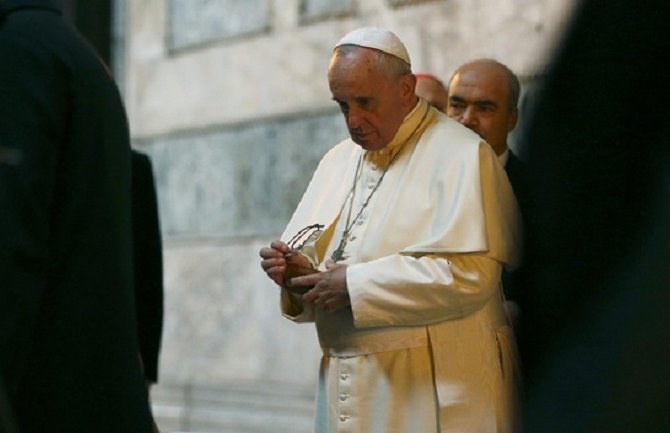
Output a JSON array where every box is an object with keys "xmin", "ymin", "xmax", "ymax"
[
  {"xmin": 283, "ymin": 223, "xmax": 324, "ymax": 294},
  {"xmin": 285, "ymin": 223, "xmax": 324, "ymax": 251}
]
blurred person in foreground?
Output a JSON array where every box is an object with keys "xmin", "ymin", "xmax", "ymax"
[
  {"xmin": 516, "ymin": 0, "xmax": 670, "ymax": 432},
  {"xmin": 260, "ymin": 27, "xmax": 522, "ymax": 433},
  {"xmin": 0, "ymin": 1, "xmax": 154, "ymax": 432},
  {"xmin": 131, "ymin": 149, "xmax": 164, "ymax": 433}
]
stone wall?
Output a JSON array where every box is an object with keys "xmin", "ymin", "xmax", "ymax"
[{"xmin": 118, "ymin": 0, "xmax": 578, "ymax": 431}]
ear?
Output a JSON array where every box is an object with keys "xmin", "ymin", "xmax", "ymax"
[
  {"xmin": 508, "ymin": 108, "xmax": 519, "ymax": 132},
  {"xmin": 399, "ymin": 73, "xmax": 418, "ymax": 105}
]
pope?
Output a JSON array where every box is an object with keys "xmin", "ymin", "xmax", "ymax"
[{"xmin": 260, "ymin": 27, "xmax": 522, "ymax": 433}]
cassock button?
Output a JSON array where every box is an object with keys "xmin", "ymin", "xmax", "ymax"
[
  {"xmin": 339, "ymin": 393, "xmax": 348, "ymax": 401},
  {"xmin": 339, "ymin": 414, "xmax": 349, "ymax": 422},
  {"xmin": 340, "ymin": 373, "xmax": 349, "ymax": 381}
]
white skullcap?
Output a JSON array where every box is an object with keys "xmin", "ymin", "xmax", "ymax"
[{"xmin": 334, "ymin": 27, "xmax": 411, "ymax": 66}]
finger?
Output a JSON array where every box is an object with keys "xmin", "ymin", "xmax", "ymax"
[
  {"xmin": 290, "ymin": 271, "xmax": 321, "ymax": 288},
  {"xmin": 302, "ymin": 286, "xmax": 320, "ymax": 303},
  {"xmin": 270, "ymin": 240, "xmax": 291, "ymax": 254},
  {"xmin": 311, "ymin": 292, "xmax": 330, "ymax": 310},
  {"xmin": 315, "ymin": 297, "xmax": 328, "ymax": 310},
  {"xmin": 321, "ymin": 297, "xmax": 336, "ymax": 312},
  {"xmin": 264, "ymin": 264, "xmax": 285, "ymax": 275},
  {"xmin": 259, "ymin": 246, "xmax": 284, "ymax": 259},
  {"xmin": 260, "ymin": 257, "xmax": 285, "ymax": 272},
  {"xmin": 265, "ymin": 267, "xmax": 285, "ymax": 285}
]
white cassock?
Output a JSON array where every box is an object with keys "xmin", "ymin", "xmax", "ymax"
[{"xmin": 280, "ymin": 98, "xmax": 522, "ymax": 433}]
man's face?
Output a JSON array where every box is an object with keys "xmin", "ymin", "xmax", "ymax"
[
  {"xmin": 446, "ymin": 64, "xmax": 518, "ymax": 155},
  {"xmin": 328, "ymin": 49, "xmax": 412, "ymax": 151}
]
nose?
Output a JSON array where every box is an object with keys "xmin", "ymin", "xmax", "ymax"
[
  {"xmin": 459, "ymin": 107, "xmax": 477, "ymax": 128},
  {"xmin": 346, "ymin": 106, "xmax": 364, "ymax": 130}
]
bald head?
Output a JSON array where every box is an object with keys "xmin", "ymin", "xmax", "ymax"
[
  {"xmin": 446, "ymin": 59, "xmax": 520, "ymax": 155},
  {"xmin": 451, "ymin": 59, "xmax": 520, "ymax": 110},
  {"xmin": 415, "ymin": 74, "xmax": 449, "ymax": 112}
]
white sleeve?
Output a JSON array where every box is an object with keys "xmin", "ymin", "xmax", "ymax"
[{"xmin": 347, "ymin": 253, "xmax": 501, "ymax": 328}]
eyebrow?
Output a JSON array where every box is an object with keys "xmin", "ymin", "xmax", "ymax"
[
  {"xmin": 331, "ymin": 96, "xmax": 373, "ymax": 105},
  {"xmin": 475, "ymin": 99, "xmax": 498, "ymax": 109},
  {"xmin": 449, "ymin": 95, "xmax": 498, "ymax": 109}
]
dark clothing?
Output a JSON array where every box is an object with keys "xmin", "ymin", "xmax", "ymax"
[
  {"xmin": 517, "ymin": 0, "xmax": 670, "ymax": 431},
  {"xmin": 505, "ymin": 150, "xmax": 529, "ymax": 220},
  {"xmin": 0, "ymin": 1, "xmax": 152, "ymax": 432},
  {"xmin": 131, "ymin": 150, "xmax": 164, "ymax": 383},
  {"xmin": 501, "ymin": 150, "xmax": 528, "ymax": 301}
]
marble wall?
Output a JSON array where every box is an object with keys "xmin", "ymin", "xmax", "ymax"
[{"xmin": 117, "ymin": 0, "xmax": 578, "ymax": 431}]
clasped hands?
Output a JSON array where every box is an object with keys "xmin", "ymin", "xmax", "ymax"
[{"xmin": 259, "ymin": 240, "xmax": 350, "ymax": 312}]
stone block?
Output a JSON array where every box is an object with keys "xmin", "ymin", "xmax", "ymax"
[
  {"xmin": 152, "ymin": 381, "xmax": 314, "ymax": 433},
  {"xmin": 138, "ymin": 111, "xmax": 347, "ymax": 240},
  {"xmin": 168, "ymin": 0, "xmax": 271, "ymax": 50},
  {"xmin": 386, "ymin": 0, "xmax": 435, "ymax": 6},
  {"xmin": 158, "ymin": 238, "xmax": 322, "ymax": 387},
  {"xmin": 300, "ymin": 0, "xmax": 352, "ymax": 21}
]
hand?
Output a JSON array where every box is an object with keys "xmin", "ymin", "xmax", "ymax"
[
  {"xmin": 282, "ymin": 250, "xmax": 319, "ymax": 293},
  {"xmin": 295, "ymin": 260, "xmax": 350, "ymax": 312},
  {"xmin": 259, "ymin": 240, "xmax": 291, "ymax": 285}
]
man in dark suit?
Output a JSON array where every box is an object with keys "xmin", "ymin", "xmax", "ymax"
[
  {"xmin": 131, "ymin": 150, "xmax": 164, "ymax": 394},
  {"xmin": 446, "ymin": 59, "xmax": 528, "ymax": 319},
  {"xmin": 0, "ymin": 1, "xmax": 153, "ymax": 432},
  {"xmin": 517, "ymin": 0, "xmax": 670, "ymax": 431},
  {"xmin": 446, "ymin": 58, "xmax": 529, "ymax": 214}
]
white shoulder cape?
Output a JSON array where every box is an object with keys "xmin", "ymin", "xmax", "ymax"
[{"xmin": 282, "ymin": 105, "xmax": 521, "ymax": 269}]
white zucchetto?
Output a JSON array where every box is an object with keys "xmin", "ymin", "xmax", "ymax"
[{"xmin": 334, "ymin": 27, "xmax": 411, "ymax": 66}]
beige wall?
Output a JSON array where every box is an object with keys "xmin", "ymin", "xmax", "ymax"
[{"xmin": 124, "ymin": 0, "xmax": 575, "ymax": 137}]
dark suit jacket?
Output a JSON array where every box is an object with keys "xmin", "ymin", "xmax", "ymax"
[
  {"xmin": 501, "ymin": 150, "xmax": 528, "ymax": 301},
  {"xmin": 505, "ymin": 150, "xmax": 528, "ymax": 218},
  {"xmin": 131, "ymin": 150, "xmax": 164, "ymax": 383},
  {"xmin": 0, "ymin": 1, "xmax": 152, "ymax": 432},
  {"xmin": 517, "ymin": 0, "xmax": 670, "ymax": 431}
]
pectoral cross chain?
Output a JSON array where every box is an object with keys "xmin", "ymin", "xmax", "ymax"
[{"xmin": 331, "ymin": 245, "xmax": 348, "ymax": 262}]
